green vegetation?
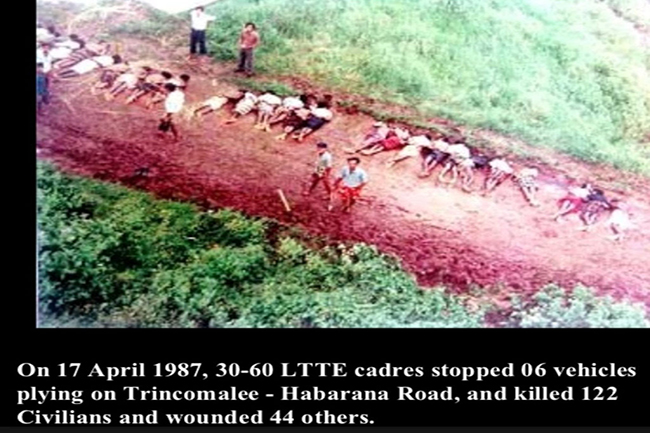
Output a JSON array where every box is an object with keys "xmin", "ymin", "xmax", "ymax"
[
  {"xmin": 37, "ymin": 163, "xmax": 649, "ymax": 328},
  {"xmin": 508, "ymin": 284, "xmax": 649, "ymax": 328},
  {"xmin": 227, "ymin": 77, "xmax": 297, "ymax": 97},
  {"xmin": 200, "ymin": 0, "xmax": 650, "ymax": 175}
]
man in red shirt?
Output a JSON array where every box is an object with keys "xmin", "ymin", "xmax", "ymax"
[{"xmin": 235, "ymin": 22, "xmax": 259, "ymax": 77}]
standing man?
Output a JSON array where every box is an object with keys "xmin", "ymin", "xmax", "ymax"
[
  {"xmin": 331, "ymin": 157, "xmax": 369, "ymax": 213},
  {"xmin": 158, "ymin": 83, "xmax": 185, "ymax": 142},
  {"xmin": 235, "ymin": 22, "xmax": 260, "ymax": 77},
  {"xmin": 189, "ymin": 6, "xmax": 215, "ymax": 58},
  {"xmin": 36, "ymin": 43, "xmax": 53, "ymax": 83},
  {"xmin": 303, "ymin": 142, "xmax": 333, "ymax": 200},
  {"xmin": 36, "ymin": 63, "xmax": 50, "ymax": 115}
]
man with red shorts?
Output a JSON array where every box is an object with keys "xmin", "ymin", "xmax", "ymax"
[{"xmin": 330, "ymin": 157, "xmax": 368, "ymax": 213}]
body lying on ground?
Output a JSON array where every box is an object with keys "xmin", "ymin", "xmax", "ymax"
[
  {"xmin": 57, "ymin": 54, "xmax": 122, "ymax": 78},
  {"xmin": 254, "ymin": 93, "xmax": 283, "ymax": 131},
  {"xmin": 359, "ymin": 126, "xmax": 410, "ymax": 156},
  {"xmin": 291, "ymin": 102, "xmax": 334, "ymax": 142},
  {"xmin": 386, "ymin": 134, "xmax": 432, "ymax": 168}
]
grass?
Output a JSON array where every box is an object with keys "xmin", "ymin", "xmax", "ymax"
[
  {"xmin": 196, "ymin": 0, "xmax": 650, "ymax": 175},
  {"xmin": 37, "ymin": 162, "xmax": 649, "ymax": 328}
]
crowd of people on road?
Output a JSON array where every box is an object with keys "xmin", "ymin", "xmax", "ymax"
[{"xmin": 36, "ymin": 7, "xmax": 634, "ymax": 239}]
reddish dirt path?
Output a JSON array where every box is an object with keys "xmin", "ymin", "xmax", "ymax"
[{"xmin": 36, "ymin": 60, "xmax": 650, "ymax": 311}]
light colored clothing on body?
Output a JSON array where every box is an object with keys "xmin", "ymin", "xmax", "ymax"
[
  {"xmin": 234, "ymin": 92, "xmax": 258, "ymax": 115},
  {"xmin": 283, "ymin": 96, "xmax": 304, "ymax": 110},
  {"xmin": 71, "ymin": 55, "xmax": 114, "ymax": 75},
  {"xmin": 190, "ymin": 10, "xmax": 215, "ymax": 31},
  {"xmin": 205, "ymin": 96, "xmax": 228, "ymax": 110},
  {"xmin": 165, "ymin": 89, "xmax": 185, "ymax": 114},
  {"xmin": 315, "ymin": 151, "xmax": 333, "ymax": 175},
  {"xmin": 339, "ymin": 166, "xmax": 368, "ymax": 188}
]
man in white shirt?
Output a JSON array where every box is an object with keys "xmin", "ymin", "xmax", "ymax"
[
  {"xmin": 36, "ymin": 43, "xmax": 53, "ymax": 75},
  {"xmin": 158, "ymin": 83, "xmax": 185, "ymax": 141},
  {"xmin": 304, "ymin": 142, "xmax": 333, "ymax": 200},
  {"xmin": 190, "ymin": 6, "xmax": 215, "ymax": 57}
]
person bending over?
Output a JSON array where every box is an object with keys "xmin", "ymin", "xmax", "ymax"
[{"xmin": 331, "ymin": 157, "xmax": 369, "ymax": 213}]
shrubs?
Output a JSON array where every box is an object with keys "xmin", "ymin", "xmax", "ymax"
[
  {"xmin": 37, "ymin": 163, "xmax": 649, "ymax": 328},
  {"xmin": 507, "ymin": 285, "xmax": 650, "ymax": 328}
]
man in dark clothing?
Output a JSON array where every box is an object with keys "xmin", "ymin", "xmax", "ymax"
[{"xmin": 36, "ymin": 63, "xmax": 50, "ymax": 115}]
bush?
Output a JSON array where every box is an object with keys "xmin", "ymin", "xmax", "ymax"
[
  {"xmin": 507, "ymin": 284, "xmax": 650, "ymax": 328},
  {"xmin": 37, "ymin": 163, "xmax": 649, "ymax": 328}
]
